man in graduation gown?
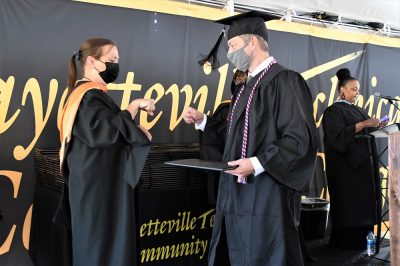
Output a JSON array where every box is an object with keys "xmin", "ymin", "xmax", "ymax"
[{"xmin": 185, "ymin": 11, "xmax": 319, "ymax": 265}]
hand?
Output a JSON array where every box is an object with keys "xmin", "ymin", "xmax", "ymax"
[
  {"xmin": 138, "ymin": 125, "xmax": 152, "ymax": 141},
  {"xmin": 139, "ymin": 99, "xmax": 155, "ymax": 116},
  {"xmin": 126, "ymin": 99, "xmax": 155, "ymax": 119},
  {"xmin": 224, "ymin": 158, "xmax": 255, "ymax": 180},
  {"xmin": 378, "ymin": 121, "xmax": 388, "ymax": 128},
  {"xmin": 363, "ymin": 118, "xmax": 380, "ymax": 128},
  {"xmin": 183, "ymin": 107, "xmax": 204, "ymax": 125}
]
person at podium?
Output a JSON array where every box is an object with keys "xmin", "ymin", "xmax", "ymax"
[{"xmin": 322, "ymin": 68, "xmax": 386, "ymax": 249}]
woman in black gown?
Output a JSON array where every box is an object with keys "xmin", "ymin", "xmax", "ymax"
[
  {"xmin": 322, "ymin": 68, "xmax": 384, "ymax": 249},
  {"xmin": 57, "ymin": 38, "xmax": 155, "ymax": 265}
]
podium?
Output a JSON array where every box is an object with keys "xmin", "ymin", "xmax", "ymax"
[
  {"xmin": 388, "ymin": 132, "xmax": 400, "ymax": 265},
  {"xmin": 31, "ymin": 145, "xmax": 219, "ymax": 266},
  {"xmin": 369, "ymin": 123, "xmax": 400, "ymax": 255}
]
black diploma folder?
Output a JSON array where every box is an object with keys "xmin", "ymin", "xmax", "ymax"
[{"xmin": 164, "ymin": 159, "xmax": 237, "ymax": 171}]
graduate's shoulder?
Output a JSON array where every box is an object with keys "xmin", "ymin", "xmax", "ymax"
[
  {"xmin": 81, "ymin": 88, "xmax": 111, "ymax": 103},
  {"xmin": 83, "ymin": 87, "xmax": 108, "ymax": 97},
  {"xmin": 272, "ymin": 65, "xmax": 304, "ymax": 82},
  {"xmin": 257, "ymin": 63, "xmax": 306, "ymax": 88},
  {"xmin": 263, "ymin": 65, "xmax": 309, "ymax": 94},
  {"xmin": 77, "ymin": 88, "xmax": 118, "ymax": 113},
  {"xmin": 323, "ymin": 102, "xmax": 348, "ymax": 116}
]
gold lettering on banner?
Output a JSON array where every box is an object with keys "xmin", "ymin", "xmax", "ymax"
[
  {"xmin": 108, "ymin": 72, "xmax": 142, "ymax": 110},
  {"xmin": 354, "ymin": 94, "xmax": 364, "ymax": 108},
  {"xmin": 140, "ymin": 235, "xmax": 208, "ymax": 262},
  {"xmin": 140, "ymin": 209, "xmax": 215, "ymax": 237},
  {"xmin": 0, "ymin": 205, "xmax": 32, "ymax": 254},
  {"xmin": 375, "ymin": 99, "xmax": 389, "ymax": 119},
  {"xmin": 22, "ymin": 204, "xmax": 33, "ymax": 249},
  {"xmin": 198, "ymin": 208, "xmax": 215, "ymax": 229},
  {"xmin": 56, "ymin": 87, "xmax": 69, "ymax": 131},
  {"xmin": 139, "ymin": 209, "xmax": 215, "ymax": 262},
  {"xmin": 327, "ymin": 76, "xmax": 339, "ymax": 107},
  {"xmin": 193, "ymin": 85, "xmax": 208, "ymax": 114},
  {"xmin": 370, "ymin": 77, "xmax": 389, "ymax": 120},
  {"xmin": 317, "ymin": 152, "xmax": 326, "ymax": 171},
  {"xmin": 0, "ymin": 171, "xmax": 22, "ymax": 254},
  {"xmin": 359, "ymin": 95, "xmax": 376, "ymax": 117},
  {"xmin": 311, "ymin": 75, "xmax": 341, "ymax": 128},
  {"xmin": 137, "ymin": 63, "xmax": 229, "ymax": 130},
  {"xmin": 0, "ymin": 225, "xmax": 16, "ymax": 255},
  {"xmin": 0, "ymin": 170, "xmax": 22, "ymax": 198},
  {"xmin": 213, "ymin": 64, "xmax": 228, "ymax": 112},
  {"xmin": 312, "ymin": 76, "xmax": 338, "ymax": 128},
  {"xmin": 0, "ymin": 77, "xmax": 20, "ymax": 134},
  {"xmin": 313, "ymin": 93, "xmax": 326, "ymax": 128},
  {"xmin": 166, "ymin": 84, "xmax": 193, "ymax": 131},
  {"xmin": 104, "ymin": 54, "xmax": 399, "ymax": 132},
  {"xmin": 388, "ymin": 98, "xmax": 400, "ymax": 123},
  {"xmin": 304, "ymin": 50, "xmax": 364, "ymax": 126},
  {"xmin": 13, "ymin": 78, "xmax": 59, "ymax": 160},
  {"xmin": 140, "ymin": 83, "xmax": 164, "ymax": 129},
  {"xmin": 1, "ymin": 51, "xmax": 399, "ymax": 150}
]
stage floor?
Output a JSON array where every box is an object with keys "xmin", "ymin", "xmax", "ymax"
[{"xmin": 305, "ymin": 232, "xmax": 390, "ymax": 265}]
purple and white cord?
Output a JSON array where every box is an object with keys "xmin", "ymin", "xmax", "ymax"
[{"xmin": 228, "ymin": 58, "xmax": 277, "ymax": 184}]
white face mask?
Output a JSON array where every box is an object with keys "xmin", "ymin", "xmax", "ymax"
[{"xmin": 227, "ymin": 38, "xmax": 251, "ymax": 72}]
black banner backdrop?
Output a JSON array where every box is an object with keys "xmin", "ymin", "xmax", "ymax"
[{"xmin": 1, "ymin": 0, "xmax": 399, "ymax": 265}]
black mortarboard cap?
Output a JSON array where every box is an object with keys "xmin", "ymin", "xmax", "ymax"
[
  {"xmin": 216, "ymin": 11, "xmax": 280, "ymax": 42},
  {"xmin": 199, "ymin": 11, "xmax": 280, "ymax": 69}
]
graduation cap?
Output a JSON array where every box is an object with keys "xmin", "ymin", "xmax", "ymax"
[{"xmin": 199, "ymin": 11, "xmax": 281, "ymax": 69}]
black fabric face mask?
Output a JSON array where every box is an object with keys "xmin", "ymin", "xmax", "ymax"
[{"xmin": 98, "ymin": 61, "xmax": 119, "ymax": 84}]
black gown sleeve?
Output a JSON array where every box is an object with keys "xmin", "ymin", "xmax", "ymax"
[
  {"xmin": 73, "ymin": 90, "xmax": 150, "ymax": 148},
  {"xmin": 72, "ymin": 90, "xmax": 151, "ymax": 188},
  {"xmin": 322, "ymin": 106, "xmax": 356, "ymax": 154},
  {"xmin": 322, "ymin": 104, "xmax": 370, "ymax": 168},
  {"xmin": 198, "ymin": 103, "xmax": 230, "ymax": 204},
  {"xmin": 199, "ymin": 102, "xmax": 230, "ymax": 161},
  {"xmin": 256, "ymin": 71, "xmax": 319, "ymax": 192}
]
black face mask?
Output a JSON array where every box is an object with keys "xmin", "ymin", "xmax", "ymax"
[{"xmin": 98, "ymin": 61, "xmax": 119, "ymax": 84}]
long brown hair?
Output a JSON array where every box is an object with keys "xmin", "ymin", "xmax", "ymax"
[{"xmin": 68, "ymin": 38, "xmax": 116, "ymax": 92}]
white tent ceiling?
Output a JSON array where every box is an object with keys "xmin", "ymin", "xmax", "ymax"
[
  {"xmin": 185, "ymin": 0, "xmax": 400, "ymax": 36},
  {"xmin": 234, "ymin": 0, "xmax": 400, "ymax": 29}
]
